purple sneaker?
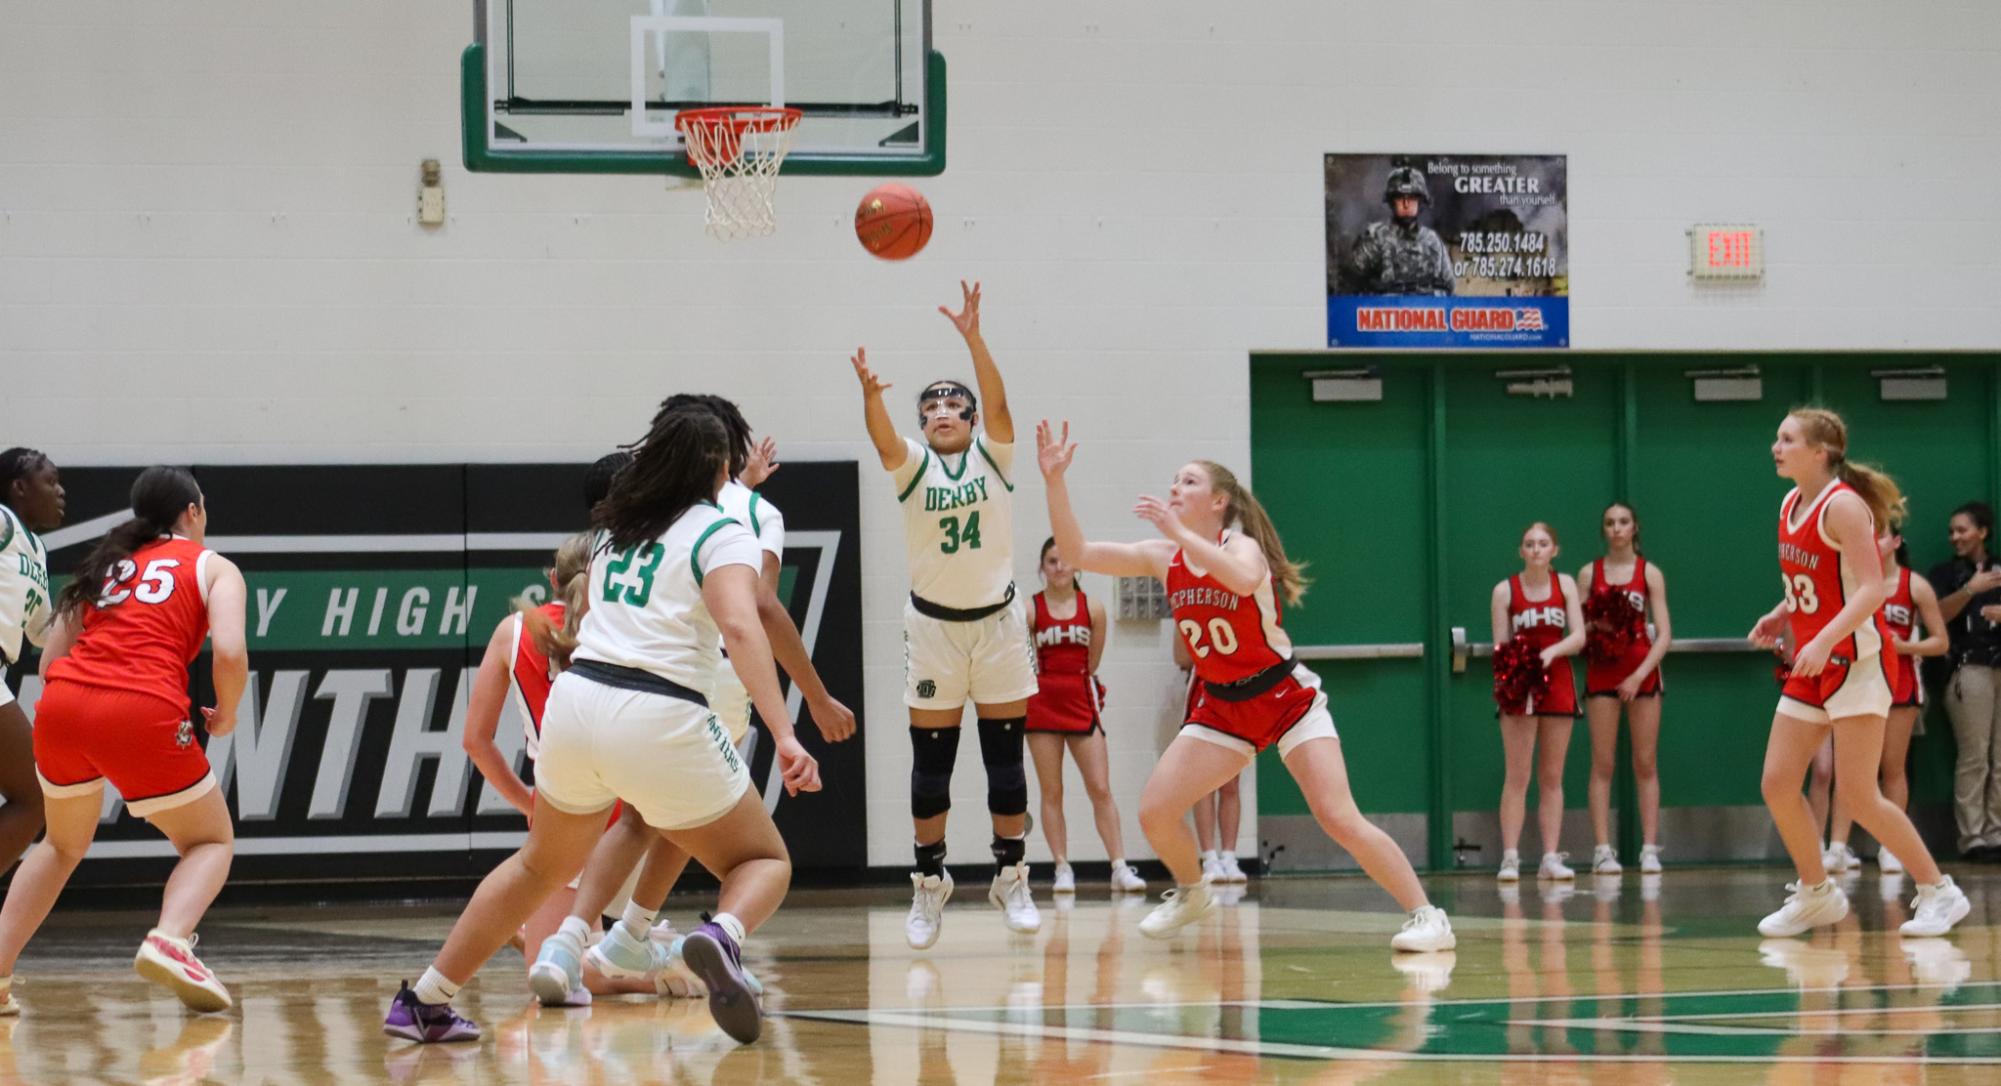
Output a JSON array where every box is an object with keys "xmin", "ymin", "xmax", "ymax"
[
  {"xmin": 679, "ymin": 923, "xmax": 762, "ymax": 1044},
  {"xmin": 382, "ymin": 983, "xmax": 481, "ymax": 1044}
]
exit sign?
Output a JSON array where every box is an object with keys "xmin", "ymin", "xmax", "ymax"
[{"xmin": 1689, "ymin": 224, "xmax": 1763, "ymax": 280}]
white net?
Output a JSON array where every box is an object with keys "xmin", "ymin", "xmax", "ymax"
[{"xmin": 676, "ymin": 108, "xmax": 801, "ymax": 240}]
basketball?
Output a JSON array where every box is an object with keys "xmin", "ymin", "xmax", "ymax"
[{"xmin": 855, "ymin": 183, "xmax": 933, "ymax": 260}]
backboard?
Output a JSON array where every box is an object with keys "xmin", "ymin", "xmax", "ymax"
[{"xmin": 463, "ymin": 0, "xmax": 943, "ymax": 176}]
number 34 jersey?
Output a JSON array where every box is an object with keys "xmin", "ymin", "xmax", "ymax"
[
  {"xmin": 1167, "ymin": 532, "xmax": 1295, "ymax": 685},
  {"xmin": 46, "ymin": 536, "xmax": 214, "ymax": 711},
  {"xmin": 892, "ymin": 435, "xmax": 1016, "ymax": 610},
  {"xmin": 1778, "ymin": 480, "xmax": 1888, "ymax": 661},
  {"xmin": 573, "ymin": 504, "xmax": 763, "ymax": 691}
]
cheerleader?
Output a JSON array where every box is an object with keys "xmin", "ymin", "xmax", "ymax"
[
  {"xmin": 1491, "ymin": 523, "xmax": 1585, "ymax": 882},
  {"xmin": 1578, "ymin": 503, "xmax": 1672, "ymax": 876}
]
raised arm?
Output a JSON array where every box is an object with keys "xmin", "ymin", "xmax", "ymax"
[
  {"xmin": 203, "ymin": 556, "xmax": 249, "ymax": 738},
  {"xmin": 850, "ymin": 347, "xmax": 907, "ymax": 471},
  {"xmin": 464, "ymin": 618, "xmax": 534, "ymax": 815},
  {"xmin": 1037, "ymin": 419, "xmax": 1173, "ymax": 579},
  {"xmin": 940, "ymin": 281, "xmax": 1011, "ymax": 443}
]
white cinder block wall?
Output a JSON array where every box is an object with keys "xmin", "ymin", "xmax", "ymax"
[{"xmin": 2, "ymin": 1, "xmax": 1997, "ymax": 870}]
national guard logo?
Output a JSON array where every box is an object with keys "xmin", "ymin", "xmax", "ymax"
[
  {"xmin": 175, "ymin": 720, "xmax": 194, "ymax": 749},
  {"xmin": 916, "ymin": 679, "xmax": 937, "ymax": 699}
]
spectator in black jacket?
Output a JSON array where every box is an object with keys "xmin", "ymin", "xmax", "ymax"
[{"xmin": 1928, "ymin": 501, "xmax": 2001, "ymax": 859}]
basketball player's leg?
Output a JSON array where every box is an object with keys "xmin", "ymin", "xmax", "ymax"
[
  {"xmin": 0, "ymin": 789, "xmax": 101, "ymax": 975},
  {"xmin": 1067, "ymin": 730, "xmax": 1126, "ymax": 862},
  {"xmin": 1534, "ymin": 716, "xmax": 1575, "ymax": 856},
  {"xmin": 1831, "ymin": 714, "xmax": 1943, "ymax": 884},
  {"xmin": 1217, "ymin": 773, "xmax": 1243, "ymax": 867},
  {"xmin": 1138, "ymin": 735, "xmax": 1247, "ymax": 887},
  {"xmin": 0, "ymin": 704, "xmax": 44, "ymax": 872},
  {"xmin": 1283, "ymin": 736, "xmax": 1429, "ymax": 911},
  {"xmin": 909, "ymin": 705, "xmax": 964, "ymax": 865},
  {"xmin": 1027, "ymin": 731, "xmax": 1069, "ymax": 863},
  {"xmin": 1883, "ymin": 706, "xmax": 1918, "ymax": 813},
  {"xmin": 1498, "ymin": 714, "xmax": 1538, "ymax": 854},
  {"xmin": 144, "ymin": 787, "xmax": 235, "ymax": 939},
  {"xmin": 663, "ymin": 789, "xmax": 791, "ymax": 934},
  {"xmin": 1628, "ymin": 696, "xmax": 1663, "ymax": 847},
  {"xmin": 432, "ymin": 798, "xmax": 606, "ymax": 984},
  {"xmin": 1760, "ymin": 713, "xmax": 1832, "ymax": 883},
  {"xmin": 974, "ymin": 697, "xmax": 1031, "ymax": 843},
  {"xmin": 565, "ymin": 805, "xmax": 653, "ymax": 925},
  {"xmin": 1192, "ymin": 790, "xmax": 1218, "ymax": 852},
  {"xmin": 1583, "ymin": 697, "xmax": 1621, "ymax": 851}
]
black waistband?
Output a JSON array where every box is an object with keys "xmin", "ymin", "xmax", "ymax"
[
  {"xmin": 1203, "ymin": 657, "xmax": 1299, "ymax": 703},
  {"xmin": 568, "ymin": 660, "xmax": 709, "ymax": 707},
  {"xmin": 911, "ymin": 582, "xmax": 1016, "ymax": 623}
]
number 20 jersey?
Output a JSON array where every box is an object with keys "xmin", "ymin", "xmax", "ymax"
[
  {"xmin": 1166, "ymin": 533, "xmax": 1294, "ymax": 685},
  {"xmin": 1778, "ymin": 481, "xmax": 1887, "ymax": 662},
  {"xmin": 46, "ymin": 536, "xmax": 213, "ymax": 711}
]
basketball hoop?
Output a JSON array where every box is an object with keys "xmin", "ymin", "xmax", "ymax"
[{"xmin": 675, "ymin": 106, "xmax": 802, "ymax": 239}]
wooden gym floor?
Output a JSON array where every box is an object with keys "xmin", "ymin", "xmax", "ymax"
[{"xmin": 2, "ymin": 865, "xmax": 1999, "ymax": 1084}]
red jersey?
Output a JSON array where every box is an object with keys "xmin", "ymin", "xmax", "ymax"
[
  {"xmin": 1778, "ymin": 482, "xmax": 1888, "ymax": 661},
  {"xmin": 510, "ymin": 602, "xmax": 563, "ymax": 760},
  {"xmin": 47, "ymin": 536, "xmax": 213, "ymax": 713},
  {"xmin": 1502, "ymin": 574, "xmax": 1579, "ymax": 716},
  {"xmin": 1026, "ymin": 589, "xmax": 1102, "ymax": 733},
  {"xmin": 1584, "ymin": 556, "xmax": 1662, "ymax": 696},
  {"xmin": 1167, "ymin": 534, "xmax": 1293, "ymax": 686},
  {"xmin": 1882, "ymin": 567, "xmax": 1922, "ymax": 706}
]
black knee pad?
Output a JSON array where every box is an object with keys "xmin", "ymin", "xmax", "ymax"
[
  {"xmin": 910, "ymin": 725, "xmax": 960, "ymax": 819},
  {"xmin": 978, "ymin": 716, "xmax": 1028, "ymax": 816}
]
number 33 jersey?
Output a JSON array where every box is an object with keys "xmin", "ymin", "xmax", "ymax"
[
  {"xmin": 891, "ymin": 435, "xmax": 1015, "ymax": 610},
  {"xmin": 46, "ymin": 536, "xmax": 214, "ymax": 711},
  {"xmin": 574, "ymin": 504, "xmax": 763, "ymax": 690},
  {"xmin": 1778, "ymin": 480, "xmax": 1887, "ymax": 661},
  {"xmin": 1167, "ymin": 532, "xmax": 1295, "ymax": 685}
]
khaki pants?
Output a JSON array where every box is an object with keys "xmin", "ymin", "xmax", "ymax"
[{"xmin": 1945, "ymin": 663, "xmax": 2001, "ymax": 851}]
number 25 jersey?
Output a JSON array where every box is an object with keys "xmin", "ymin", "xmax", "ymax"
[{"xmin": 47, "ymin": 536, "xmax": 214, "ymax": 711}]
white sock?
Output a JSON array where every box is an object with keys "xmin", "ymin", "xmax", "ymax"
[
  {"xmin": 1109, "ymin": 858, "xmax": 1124, "ymax": 868},
  {"xmin": 1221, "ymin": 850, "xmax": 1238, "ymax": 864},
  {"xmin": 1198, "ymin": 849, "xmax": 1218, "ymax": 864},
  {"xmin": 619, "ymin": 901, "xmax": 658, "ymax": 939},
  {"xmin": 712, "ymin": 912, "xmax": 747, "ymax": 945},
  {"xmin": 557, "ymin": 916, "xmax": 592, "ymax": 943},
  {"xmin": 413, "ymin": 966, "xmax": 460, "ymax": 1006}
]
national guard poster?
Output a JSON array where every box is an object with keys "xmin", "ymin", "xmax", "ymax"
[{"xmin": 1325, "ymin": 153, "xmax": 1569, "ymax": 348}]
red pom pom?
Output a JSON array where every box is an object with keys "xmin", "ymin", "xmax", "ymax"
[
  {"xmin": 1584, "ymin": 590, "xmax": 1647, "ymax": 664},
  {"xmin": 1492, "ymin": 638, "xmax": 1550, "ymax": 714}
]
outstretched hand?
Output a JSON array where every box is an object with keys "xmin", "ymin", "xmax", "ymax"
[
  {"xmin": 938, "ymin": 280, "xmax": 982, "ymax": 338},
  {"xmin": 1036, "ymin": 419, "xmax": 1077, "ymax": 480},
  {"xmin": 850, "ymin": 347, "xmax": 892, "ymax": 396},
  {"xmin": 742, "ymin": 436, "xmax": 780, "ymax": 488},
  {"xmin": 1134, "ymin": 495, "xmax": 1187, "ymax": 541}
]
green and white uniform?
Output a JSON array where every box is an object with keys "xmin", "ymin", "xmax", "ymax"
[
  {"xmin": 708, "ymin": 480, "xmax": 786, "ymax": 743},
  {"xmin": 0, "ymin": 504, "xmax": 52, "ymax": 708},
  {"xmin": 890, "ymin": 435, "xmax": 1037, "ymax": 710},
  {"xmin": 537, "ymin": 503, "xmax": 762, "ymax": 831}
]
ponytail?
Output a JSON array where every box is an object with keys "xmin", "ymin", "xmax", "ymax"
[
  {"xmin": 516, "ymin": 532, "xmax": 594, "ymax": 671},
  {"xmin": 1790, "ymin": 407, "xmax": 1907, "ymax": 530},
  {"xmin": 1194, "ymin": 460, "xmax": 1309, "ymax": 607},
  {"xmin": 55, "ymin": 466, "xmax": 201, "ymax": 619}
]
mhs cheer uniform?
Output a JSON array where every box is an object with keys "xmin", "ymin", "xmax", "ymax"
[
  {"xmin": 1777, "ymin": 481, "xmax": 1893, "ymax": 722},
  {"xmin": 1170, "ymin": 533, "xmax": 1335, "ymax": 759},
  {"xmin": 1882, "ymin": 566, "xmax": 1923, "ymax": 709},
  {"xmin": 1026, "ymin": 589, "xmax": 1103, "ymax": 734},
  {"xmin": 0, "ymin": 502, "xmax": 51, "ymax": 707},
  {"xmin": 1500, "ymin": 575, "xmax": 1579, "ymax": 716},
  {"xmin": 36, "ymin": 536, "xmax": 219, "ymax": 816},
  {"xmin": 1584, "ymin": 556, "xmax": 1662, "ymax": 698},
  {"xmin": 891, "ymin": 435, "xmax": 1036, "ymax": 710},
  {"xmin": 537, "ymin": 505, "xmax": 762, "ymax": 831}
]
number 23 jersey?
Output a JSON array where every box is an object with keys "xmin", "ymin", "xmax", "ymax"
[
  {"xmin": 574, "ymin": 504, "xmax": 764, "ymax": 691},
  {"xmin": 891, "ymin": 435, "xmax": 1015, "ymax": 610}
]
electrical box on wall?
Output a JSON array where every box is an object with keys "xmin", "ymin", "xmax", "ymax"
[
  {"xmin": 1116, "ymin": 576, "xmax": 1169, "ymax": 621},
  {"xmin": 1689, "ymin": 224, "xmax": 1762, "ymax": 280}
]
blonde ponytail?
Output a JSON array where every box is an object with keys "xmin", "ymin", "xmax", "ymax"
[
  {"xmin": 1194, "ymin": 460, "xmax": 1309, "ymax": 607},
  {"xmin": 1790, "ymin": 407, "xmax": 1907, "ymax": 529},
  {"xmin": 516, "ymin": 532, "xmax": 594, "ymax": 671}
]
